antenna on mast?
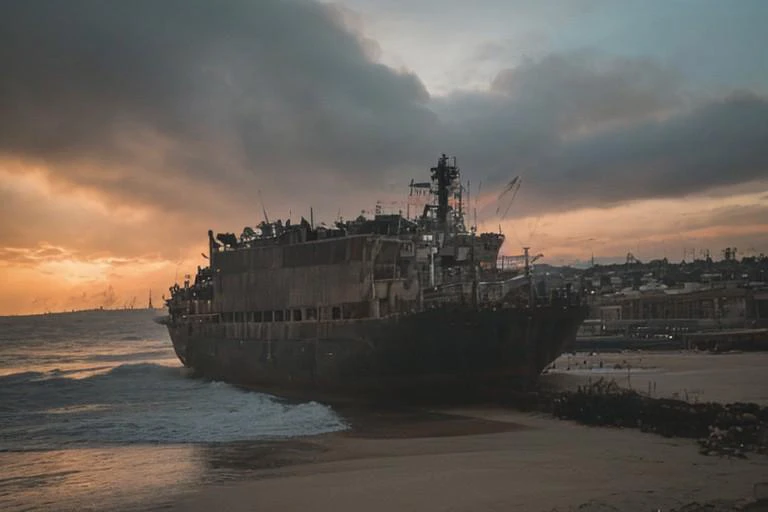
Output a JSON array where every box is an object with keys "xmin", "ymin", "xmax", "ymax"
[
  {"xmin": 257, "ymin": 190, "xmax": 270, "ymax": 224},
  {"xmin": 466, "ymin": 180, "xmax": 471, "ymax": 230},
  {"xmin": 475, "ymin": 180, "xmax": 482, "ymax": 231}
]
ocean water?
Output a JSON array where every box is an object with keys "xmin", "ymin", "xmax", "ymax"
[{"xmin": 0, "ymin": 309, "xmax": 347, "ymax": 511}]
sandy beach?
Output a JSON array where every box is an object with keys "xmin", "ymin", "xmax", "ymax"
[
  {"xmin": 542, "ymin": 351, "xmax": 768, "ymax": 405},
  {"xmin": 154, "ymin": 352, "xmax": 768, "ymax": 512}
]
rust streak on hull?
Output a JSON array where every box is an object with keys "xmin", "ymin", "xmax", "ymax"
[{"xmin": 167, "ymin": 304, "xmax": 587, "ymax": 401}]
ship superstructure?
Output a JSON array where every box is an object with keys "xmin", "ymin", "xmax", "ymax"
[{"xmin": 161, "ymin": 154, "xmax": 587, "ymax": 400}]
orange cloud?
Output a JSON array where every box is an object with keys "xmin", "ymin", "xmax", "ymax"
[
  {"xmin": 2, "ymin": 159, "xmax": 767, "ymax": 315},
  {"xmin": 0, "ymin": 163, "xmax": 210, "ymax": 315},
  {"xmin": 0, "ymin": 245, "xmax": 202, "ymax": 315},
  {"xmin": 491, "ymin": 190, "xmax": 768, "ymax": 263}
]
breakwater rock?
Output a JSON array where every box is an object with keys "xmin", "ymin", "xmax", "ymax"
[{"xmin": 522, "ymin": 379, "xmax": 768, "ymax": 458}]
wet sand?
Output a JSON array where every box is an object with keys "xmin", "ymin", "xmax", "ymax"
[{"xmin": 159, "ymin": 352, "xmax": 768, "ymax": 512}]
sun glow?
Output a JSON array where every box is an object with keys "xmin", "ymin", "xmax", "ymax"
[
  {"xmin": 493, "ymin": 188, "xmax": 768, "ymax": 263},
  {"xmin": 37, "ymin": 259, "xmax": 112, "ymax": 283}
]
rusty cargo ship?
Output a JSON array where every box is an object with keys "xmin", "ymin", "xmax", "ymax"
[{"xmin": 160, "ymin": 154, "xmax": 587, "ymax": 401}]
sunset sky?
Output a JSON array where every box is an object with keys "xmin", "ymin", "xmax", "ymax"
[{"xmin": 1, "ymin": 0, "xmax": 767, "ymax": 315}]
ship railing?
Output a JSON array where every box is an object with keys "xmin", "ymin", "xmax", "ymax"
[
  {"xmin": 423, "ymin": 275, "xmax": 525, "ymax": 297},
  {"xmin": 422, "ymin": 283, "xmax": 467, "ymax": 304},
  {"xmin": 183, "ymin": 312, "xmax": 220, "ymax": 319},
  {"xmin": 532, "ymin": 289, "xmax": 585, "ymax": 308},
  {"xmin": 176, "ymin": 313, "xmax": 221, "ymax": 325},
  {"xmin": 477, "ymin": 274, "xmax": 527, "ymax": 288},
  {"xmin": 422, "ymin": 279, "xmax": 584, "ymax": 309},
  {"xmin": 438, "ymin": 268, "xmax": 521, "ymax": 285}
]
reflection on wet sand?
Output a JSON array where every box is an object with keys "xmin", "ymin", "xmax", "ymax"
[{"xmin": 1, "ymin": 446, "xmax": 201, "ymax": 512}]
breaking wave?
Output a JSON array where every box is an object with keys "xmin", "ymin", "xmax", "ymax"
[{"xmin": 0, "ymin": 362, "xmax": 347, "ymax": 451}]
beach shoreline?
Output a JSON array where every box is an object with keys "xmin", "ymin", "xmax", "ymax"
[
  {"xmin": 148, "ymin": 352, "xmax": 768, "ymax": 512},
  {"xmin": 152, "ymin": 406, "xmax": 767, "ymax": 512}
]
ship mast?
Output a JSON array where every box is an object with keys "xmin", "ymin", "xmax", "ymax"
[
  {"xmin": 523, "ymin": 247, "xmax": 544, "ymax": 305},
  {"xmin": 429, "ymin": 153, "xmax": 462, "ymax": 232},
  {"xmin": 524, "ymin": 247, "xmax": 532, "ymax": 305}
]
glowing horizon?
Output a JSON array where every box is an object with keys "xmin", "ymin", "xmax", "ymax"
[{"xmin": 2, "ymin": 0, "xmax": 767, "ymax": 315}]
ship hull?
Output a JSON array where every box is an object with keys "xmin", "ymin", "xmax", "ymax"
[{"xmin": 166, "ymin": 304, "xmax": 587, "ymax": 402}]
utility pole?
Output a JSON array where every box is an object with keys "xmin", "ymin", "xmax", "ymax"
[
  {"xmin": 524, "ymin": 247, "xmax": 534, "ymax": 305},
  {"xmin": 471, "ymin": 231, "xmax": 479, "ymax": 308}
]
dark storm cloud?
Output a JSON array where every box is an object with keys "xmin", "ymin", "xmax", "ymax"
[
  {"xmin": 1, "ymin": 1, "xmax": 767, "ymax": 219},
  {"xmin": 433, "ymin": 53, "xmax": 685, "ymax": 180},
  {"xmin": 533, "ymin": 93, "xmax": 768, "ymax": 208},
  {"xmin": 0, "ymin": 0, "xmax": 435, "ymax": 212},
  {"xmin": 679, "ymin": 203, "xmax": 768, "ymax": 233},
  {"xmin": 436, "ymin": 54, "xmax": 768, "ymax": 214}
]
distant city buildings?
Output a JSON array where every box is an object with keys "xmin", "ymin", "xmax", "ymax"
[{"xmin": 530, "ymin": 250, "xmax": 768, "ymax": 334}]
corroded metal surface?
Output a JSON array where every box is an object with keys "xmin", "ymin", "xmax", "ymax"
[
  {"xmin": 163, "ymin": 154, "xmax": 588, "ymax": 399},
  {"xmin": 167, "ymin": 303, "xmax": 587, "ymax": 400}
]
